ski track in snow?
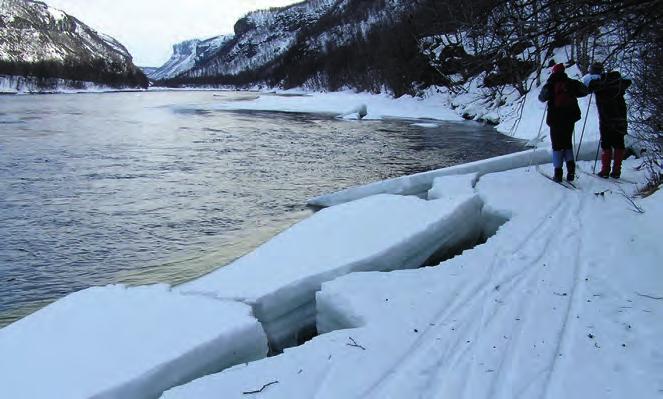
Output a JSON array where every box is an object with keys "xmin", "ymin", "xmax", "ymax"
[
  {"xmin": 360, "ymin": 183, "xmax": 570, "ymax": 398},
  {"xmin": 358, "ymin": 173, "xmax": 630, "ymax": 399}
]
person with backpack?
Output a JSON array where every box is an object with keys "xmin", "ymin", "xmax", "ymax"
[
  {"xmin": 582, "ymin": 62, "xmax": 632, "ymax": 178},
  {"xmin": 538, "ymin": 63, "xmax": 589, "ymax": 182}
]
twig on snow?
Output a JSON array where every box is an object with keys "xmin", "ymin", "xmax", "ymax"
[
  {"xmin": 243, "ymin": 381, "xmax": 279, "ymax": 395},
  {"xmin": 618, "ymin": 187, "xmax": 645, "ymax": 214},
  {"xmin": 636, "ymin": 292, "xmax": 663, "ymax": 300},
  {"xmin": 346, "ymin": 337, "xmax": 366, "ymax": 350}
]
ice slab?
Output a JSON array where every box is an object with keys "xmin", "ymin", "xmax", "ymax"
[
  {"xmin": 0, "ymin": 284, "xmax": 268, "ymax": 399},
  {"xmin": 308, "ymin": 144, "xmax": 600, "ymax": 208},
  {"xmin": 160, "ymin": 160, "xmax": 663, "ymax": 399},
  {"xmin": 428, "ymin": 173, "xmax": 478, "ymax": 200},
  {"xmin": 180, "ymin": 193, "xmax": 484, "ymax": 349},
  {"xmin": 411, "ymin": 122, "xmax": 440, "ymax": 128}
]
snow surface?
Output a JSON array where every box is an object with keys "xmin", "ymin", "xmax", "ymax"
[
  {"xmin": 180, "ymin": 193, "xmax": 484, "ymax": 349},
  {"xmin": 161, "ymin": 160, "xmax": 663, "ymax": 399},
  {"xmin": 0, "ymin": 284, "xmax": 268, "ymax": 399}
]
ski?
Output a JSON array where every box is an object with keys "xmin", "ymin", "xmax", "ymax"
[
  {"xmin": 536, "ymin": 166, "xmax": 576, "ymax": 190},
  {"xmin": 578, "ymin": 170, "xmax": 636, "ymax": 185}
]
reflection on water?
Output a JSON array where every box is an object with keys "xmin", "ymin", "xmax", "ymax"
[{"xmin": 0, "ymin": 90, "xmax": 524, "ymax": 327}]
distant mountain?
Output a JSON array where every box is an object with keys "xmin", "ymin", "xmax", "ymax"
[
  {"xmin": 0, "ymin": 0, "xmax": 148, "ymax": 89},
  {"xmin": 148, "ymin": 35, "xmax": 233, "ymax": 81},
  {"xmin": 140, "ymin": 66, "xmax": 158, "ymax": 76},
  {"xmin": 156, "ymin": 0, "xmax": 443, "ymax": 95}
]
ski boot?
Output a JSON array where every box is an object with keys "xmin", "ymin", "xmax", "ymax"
[
  {"xmin": 597, "ymin": 148, "xmax": 612, "ymax": 178},
  {"xmin": 566, "ymin": 161, "xmax": 576, "ymax": 182},
  {"xmin": 554, "ymin": 168, "xmax": 564, "ymax": 183},
  {"xmin": 611, "ymin": 148, "xmax": 624, "ymax": 179}
]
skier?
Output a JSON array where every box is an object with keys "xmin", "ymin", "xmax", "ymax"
[
  {"xmin": 582, "ymin": 62, "xmax": 632, "ymax": 178},
  {"xmin": 538, "ymin": 63, "xmax": 589, "ymax": 182}
]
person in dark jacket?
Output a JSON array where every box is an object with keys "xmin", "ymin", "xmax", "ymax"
[
  {"xmin": 583, "ymin": 62, "xmax": 632, "ymax": 178},
  {"xmin": 538, "ymin": 63, "xmax": 589, "ymax": 182}
]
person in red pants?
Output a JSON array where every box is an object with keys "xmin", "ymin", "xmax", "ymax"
[{"xmin": 583, "ymin": 62, "xmax": 632, "ymax": 178}]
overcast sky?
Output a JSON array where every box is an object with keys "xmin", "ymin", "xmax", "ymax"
[{"xmin": 45, "ymin": 0, "xmax": 301, "ymax": 67}]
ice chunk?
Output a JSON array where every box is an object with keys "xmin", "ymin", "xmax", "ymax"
[
  {"xmin": 0, "ymin": 284, "xmax": 268, "ymax": 399},
  {"xmin": 427, "ymin": 173, "xmax": 478, "ymax": 200},
  {"xmin": 308, "ymin": 145, "xmax": 600, "ymax": 208},
  {"xmin": 180, "ymin": 193, "xmax": 484, "ymax": 349},
  {"xmin": 411, "ymin": 122, "xmax": 440, "ymax": 128}
]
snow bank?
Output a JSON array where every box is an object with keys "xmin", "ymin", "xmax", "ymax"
[
  {"xmin": 180, "ymin": 193, "xmax": 484, "ymax": 350},
  {"xmin": 308, "ymin": 143, "xmax": 599, "ymax": 208},
  {"xmin": 0, "ymin": 75, "xmax": 139, "ymax": 94},
  {"xmin": 213, "ymin": 90, "xmax": 462, "ymax": 121},
  {"xmin": 0, "ymin": 284, "xmax": 268, "ymax": 399},
  {"xmin": 160, "ymin": 160, "xmax": 663, "ymax": 399}
]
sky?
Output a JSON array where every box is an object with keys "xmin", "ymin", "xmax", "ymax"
[{"xmin": 45, "ymin": 0, "xmax": 302, "ymax": 67}]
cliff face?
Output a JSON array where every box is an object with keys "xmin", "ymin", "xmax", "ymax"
[
  {"xmin": 147, "ymin": 36, "xmax": 233, "ymax": 81},
  {"xmin": 0, "ymin": 0, "xmax": 148, "ymax": 88}
]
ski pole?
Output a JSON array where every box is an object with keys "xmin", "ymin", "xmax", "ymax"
[
  {"xmin": 593, "ymin": 140, "xmax": 601, "ymax": 174},
  {"xmin": 576, "ymin": 93, "xmax": 593, "ymax": 161},
  {"xmin": 528, "ymin": 104, "xmax": 548, "ymax": 171}
]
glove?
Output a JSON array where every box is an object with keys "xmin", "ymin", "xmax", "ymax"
[{"xmin": 582, "ymin": 74, "xmax": 600, "ymax": 87}]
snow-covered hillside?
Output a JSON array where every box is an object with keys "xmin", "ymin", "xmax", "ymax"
[
  {"xmin": 155, "ymin": 0, "xmax": 412, "ymax": 87},
  {"xmin": 0, "ymin": 0, "xmax": 129, "ymax": 63},
  {"xmin": 0, "ymin": 0, "xmax": 147, "ymax": 89},
  {"xmin": 148, "ymin": 39, "xmax": 200, "ymax": 81}
]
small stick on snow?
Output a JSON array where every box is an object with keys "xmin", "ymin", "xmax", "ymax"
[
  {"xmin": 618, "ymin": 187, "xmax": 645, "ymax": 214},
  {"xmin": 243, "ymin": 381, "xmax": 279, "ymax": 395},
  {"xmin": 346, "ymin": 337, "xmax": 366, "ymax": 350},
  {"xmin": 636, "ymin": 293, "xmax": 663, "ymax": 301}
]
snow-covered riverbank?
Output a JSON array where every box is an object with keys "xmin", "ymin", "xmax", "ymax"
[
  {"xmin": 1, "ymin": 154, "xmax": 660, "ymax": 399},
  {"xmin": 0, "ymin": 75, "xmax": 144, "ymax": 94},
  {"xmin": 162, "ymin": 159, "xmax": 663, "ymax": 399}
]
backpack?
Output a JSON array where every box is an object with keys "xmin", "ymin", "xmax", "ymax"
[{"xmin": 553, "ymin": 80, "xmax": 575, "ymax": 108}]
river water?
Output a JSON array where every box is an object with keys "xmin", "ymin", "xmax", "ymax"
[{"xmin": 0, "ymin": 90, "xmax": 524, "ymax": 326}]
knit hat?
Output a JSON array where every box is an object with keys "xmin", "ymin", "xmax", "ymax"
[
  {"xmin": 589, "ymin": 62, "xmax": 604, "ymax": 75},
  {"xmin": 552, "ymin": 63, "xmax": 565, "ymax": 74}
]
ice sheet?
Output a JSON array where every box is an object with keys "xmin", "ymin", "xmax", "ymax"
[
  {"xmin": 180, "ymin": 193, "xmax": 484, "ymax": 349},
  {"xmin": 0, "ymin": 284, "xmax": 268, "ymax": 399}
]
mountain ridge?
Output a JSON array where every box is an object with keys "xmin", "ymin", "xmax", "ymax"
[{"xmin": 0, "ymin": 0, "xmax": 148, "ymax": 89}]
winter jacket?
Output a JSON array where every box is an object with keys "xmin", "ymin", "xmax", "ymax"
[
  {"xmin": 538, "ymin": 72, "xmax": 588, "ymax": 126},
  {"xmin": 586, "ymin": 71, "xmax": 631, "ymax": 130}
]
